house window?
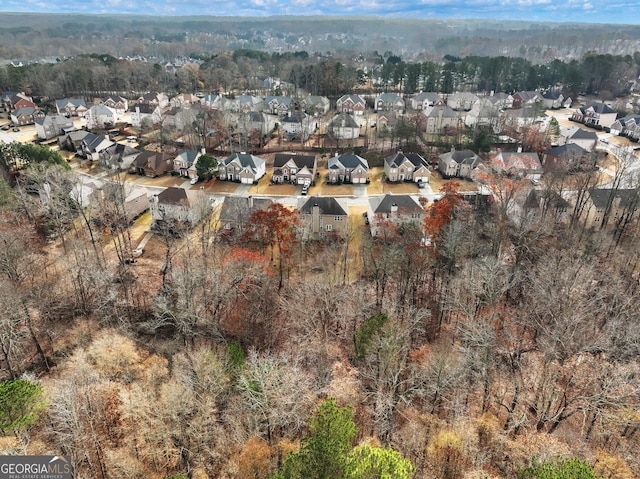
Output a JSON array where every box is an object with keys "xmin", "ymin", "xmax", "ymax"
[
  {"xmin": 326, "ymin": 224, "xmax": 333, "ymax": 232},
  {"xmin": 334, "ymin": 216, "xmax": 342, "ymax": 221},
  {"xmin": 595, "ymin": 217, "xmax": 600, "ymax": 222}
]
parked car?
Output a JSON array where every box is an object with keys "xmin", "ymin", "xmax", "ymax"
[
  {"xmin": 301, "ymin": 185, "xmax": 308, "ymax": 196},
  {"xmin": 190, "ymin": 177, "xmax": 199, "ymax": 185},
  {"xmin": 0, "ymin": 125, "xmax": 9, "ymax": 130},
  {"xmin": 417, "ymin": 180, "xmax": 425, "ymax": 189}
]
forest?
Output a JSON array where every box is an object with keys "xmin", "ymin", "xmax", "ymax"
[
  {"xmin": 2, "ymin": 49, "xmax": 640, "ymax": 109},
  {"xmin": 2, "ymin": 136, "xmax": 640, "ymax": 478}
]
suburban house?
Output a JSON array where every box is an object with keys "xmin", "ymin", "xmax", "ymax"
[
  {"xmin": 170, "ymin": 93, "xmax": 200, "ymax": 109},
  {"xmin": 488, "ymin": 150, "xmax": 543, "ymax": 180},
  {"xmin": 301, "ymin": 95, "xmax": 331, "ymax": 115},
  {"xmin": 264, "ymin": 95, "xmax": 294, "ymax": 115},
  {"xmin": 173, "ymin": 150, "xmax": 202, "ymax": 179},
  {"xmin": 327, "ymin": 153, "xmax": 369, "ymax": 184},
  {"xmin": 131, "ymin": 150, "xmax": 173, "ymax": 177},
  {"xmin": 512, "ymin": 91, "xmax": 544, "ymax": 109},
  {"xmin": 299, "ymin": 196, "xmax": 349, "ymax": 239},
  {"xmin": 2, "ymin": 91, "xmax": 35, "ymax": 111},
  {"xmin": 281, "ymin": 111, "xmax": 315, "ymax": 141},
  {"xmin": 137, "ymin": 92, "xmax": 169, "ymax": 109},
  {"xmin": 571, "ymin": 102, "xmax": 618, "ymax": 129},
  {"xmin": 464, "ymin": 98, "xmax": 500, "ymax": 129},
  {"xmin": 438, "ymin": 147, "xmax": 480, "ymax": 179},
  {"xmin": 375, "ymin": 93, "xmax": 405, "ymax": 113},
  {"xmin": 162, "ymin": 107, "xmax": 198, "ymax": 131},
  {"xmin": 218, "ymin": 196, "xmax": 273, "ymax": 234},
  {"xmin": 447, "ymin": 92, "xmax": 480, "ymax": 111},
  {"xmin": 151, "ymin": 187, "xmax": 207, "ymax": 226},
  {"xmin": 585, "ymin": 188, "xmax": 640, "ymax": 228},
  {"xmin": 236, "ymin": 111, "xmax": 278, "ymax": 138},
  {"xmin": 610, "ymin": 114, "xmax": 640, "ymax": 140},
  {"xmin": 487, "ymin": 92, "xmax": 514, "ymax": 110},
  {"xmin": 218, "ymin": 152, "xmax": 266, "ymax": 184},
  {"xmin": 131, "ymin": 103, "xmax": 164, "ymax": 127},
  {"xmin": 35, "ymin": 115, "xmax": 75, "ymax": 140},
  {"xmin": 101, "ymin": 95, "xmax": 129, "ymax": 114},
  {"xmin": 230, "ymin": 94, "xmax": 264, "ymax": 113},
  {"xmin": 500, "ymin": 107, "xmax": 547, "ymax": 129},
  {"xmin": 542, "ymin": 91, "xmax": 571, "ymax": 109},
  {"xmin": 55, "ymin": 98, "xmax": 88, "ymax": 117},
  {"xmin": 99, "ymin": 143, "xmax": 141, "ymax": 170},
  {"xmin": 541, "ymin": 144, "xmax": 592, "ymax": 172},
  {"xmin": 272, "ymin": 153, "xmax": 317, "ymax": 185},
  {"xmin": 368, "ymin": 193, "xmax": 426, "ymax": 237},
  {"xmin": 58, "ymin": 130, "xmax": 94, "ymax": 152},
  {"xmin": 79, "ymin": 134, "xmax": 114, "ymax": 161},
  {"xmin": 409, "ymin": 92, "xmax": 441, "ymax": 111},
  {"xmin": 85, "ymin": 104, "xmax": 117, "ymax": 129},
  {"xmin": 423, "ymin": 105, "xmax": 460, "ymax": 134},
  {"xmin": 327, "ymin": 112, "xmax": 361, "ymax": 140},
  {"xmin": 70, "ymin": 180, "xmax": 149, "ymax": 223},
  {"xmin": 384, "ymin": 150, "xmax": 431, "ymax": 183},
  {"xmin": 524, "ymin": 189, "xmax": 571, "ymax": 222},
  {"xmin": 336, "ymin": 94, "xmax": 366, "ymax": 115},
  {"xmin": 201, "ymin": 94, "xmax": 226, "ymax": 110},
  {"xmin": 10, "ymin": 107, "xmax": 38, "ymax": 126},
  {"xmin": 558, "ymin": 126, "xmax": 598, "ymax": 152},
  {"xmin": 376, "ymin": 111, "xmax": 398, "ymax": 131}
]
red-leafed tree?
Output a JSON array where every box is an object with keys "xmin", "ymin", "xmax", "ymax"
[
  {"xmin": 243, "ymin": 203, "xmax": 301, "ymax": 289},
  {"xmin": 424, "ymin": 181, "xmax": 462, "ymax": 248}
]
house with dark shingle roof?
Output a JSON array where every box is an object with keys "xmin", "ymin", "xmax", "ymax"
[
  {"xmin": 438, "ymin": 147, "xmax": 480, "ymax": 179},
  {"xmin": 384, "ymin": 150, "xmax": 430, "ymax": 183},
  {"xmin": 301, "ymin": 95, "xmax": 330, "ymax": 115},
  {"xmin": 541, "ymin": 143, "xmax": 592, "ymax": 172},
  {"xmin": 35, "ymin": 114, "xmax": 75, "ymax": 140},
  {"xmin": 218, "ymin": 152, "xmax": 266, "ymax": 184},
  {"xmin": 99, "ymin": 143, "xmax": 141, "ymax": 170},
  {"xmin": 586, "ymin": 187, "xmax": 640, "ymax": 228},
  {"xmin": 327, "ymin": 153, "xmax": 369, "ymax": 184},
  {"xmin": 150, "ymin": 186, "xmax": 207, "ymax": 226},
  {"xmin": 423, "ymin": 105, "xmax": 460, "ymax": 134},
  {"xmin": 55, "ymin": 98, "xmax": 88, "ymax": 117},
  {"xmin": 336, "ymin": 94, "xmax": 366, "ymax": 115},
  {"xmin": 299, "ymin": 196, "xmax": 348, "ymax": 239},
  {"xmin": 218, "ymin": 196, "xmax": 273, "ymax": 234},
  {"xmin": 10, "ymin": 106, "xmax": 38, "ymax": 126},
  {"xmin": 272, "ymin": 153, "xmax": 317, "ymax": 185},
  {"xmin": 173, "ymin": 150, "xmax": 202, "ymax": 179},
  {"xmin": 327, "ymin": 112, "xmax": 361, "ymax": 140},
  {"xmin": 409, "ymin": 92, "xmax": 442, "ymax": 111},
  {"xmin": 542, "ymin": 91, "xmax": 571, "ymax": 109},
  {"xmin": 368, "ymin": 193, "xmax": 426, "ymax": 237},
  {"xmin": 610, "ymin": 114, "xmax": 640, "ymax": 140},
  {"xmin": 375, "ymin": 93, "xmax": 405, "ymax": 113},
  {"xmin": 559, "ymin": 126, "xmax": 598, "ymax": 152},
  {"xmin": 131, "ymin": 150, "xmax": 173, "ymax": 177},
  {"xmin": 524, "ymin": 189, "xmax": 571, "ymax": 222},
  {"xmin": 571, "ymin": 102, "xmax": 618, "ymax": 129}
]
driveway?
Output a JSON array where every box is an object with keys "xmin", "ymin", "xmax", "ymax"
[{"xmin": 353, "ymin": 184, "xmax": 367, "ymax": 197}]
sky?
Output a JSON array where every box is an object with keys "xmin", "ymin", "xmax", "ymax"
[{"xmin": 0, "ymin": 0, "xmax": 638, "ymax": 24}]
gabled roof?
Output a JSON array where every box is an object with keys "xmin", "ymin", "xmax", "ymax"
[
  {"xmin": 103, "ymin": 143, "xmax": 139, "ymax": 157},
  {"xmin": 265, "ymin": 95, "xmax": 293, "ymax": 107},
  {"xmin": 222, "ymin": 153, "xmax": 265, "ymax": 172},
  {"xmin": 544, "ymin": 143, "xmax": 588, "ymax": 157},
  {"xmin": 300, "ymin": 196, "xmax": 347, "ymax": 216},
  {"xmin": 329, "ymin": 154, "xmax": 369, "ymax": 170},
  {"xmin": 425, "ymin": 105, "xmax": 458, "ymax": 118},
  {"xmin": 12, "ymin": 106, "xmax": 36, "ymax": 117},
  {"xmin": 439, "ymin": 148, "xmax": 479, "ymax": 165},
  {"xmin": 134, "ymin": 103, "xmax": 158, "ymax": 114},
  {"xmin": 36, "ymin": 114, "xmax": 73, "ymax": 128},
  {"xmin": 218, "ymin": 196, "xmax": 273, "ymax": 223},
  {"xmin": 328, "ymin": 112, "xmax": 359, "ymax": 128},
  {"xmin": 175, "ymin": 150, "xmax": 200, "ymax": 165},
  {"xmin": 568, "ymin": 127, "xmax": 598, "ymax": 140},
  {"xmin": 581, "ymin": 102, "xmax": 616, "ymax": 115},
  {"xmin": 525, "ymin": 189, "xmax": 570, "ymax": 210},
  {"xmin": 373, "ymin": 194, "xmax": 424, "ymax": 215},
  {"xmin": 412, "ymin": 92, "xmax": 440, "ymax": 102},
  {"xmin": 55, "ymin": 98, "xmax": 86, "ymax": 109},
  {"xmin": 542, "ymin": 91, "xmax": 563, "ymax": 100},
  {"xmin": 492, "ymin": 151, "xmax": 541, "ymax": 172},
  {"xmin": 88, "ymin": 104, "xmax": 116, "ymax": 116},
  {"xmin": 273, "ymin": 153, "xmax": 316, "ymax": 170},
  {"xmin": 385, "ymin": 150, "xmax": 428, "ymax": 168},
  {"xmin": 376, "ymin": 93, "xmax": 404, "ymax": 103},
  {"xmin": 337, "ymin": 94, "xmax": 365, "ymax": 105},
  {"xmin": 134, "ymin": 150, "xmax": 169, "ymax": 169},
  {"xmin": 282, "ymin": 111, "xmax": 308, "ymax": 123},
  {"xmin": 157, "ymin": 187, "xmax": 190, "ymax": 206},
  {"xmin": 588, "ymin": 188, "xmax": 640, "ymax": 209},
  {"xmin": 514, "ymin": 91, "xmax": 543, "ymax": 102}
]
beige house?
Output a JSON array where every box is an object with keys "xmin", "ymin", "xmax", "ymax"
[
  {"xmin": 218, "ymin": 196, "xmax": 273, "ymax": 235},
  {"xmin": 571, "ymin": 102, "xmax": 617, "ymax": 129},
  {"xmin": 438, "ymin": 147, "xmax": 480, "ymax": 179},
  {"xmin": 368, "ymin": 194, "xmax": 426, "ymax": 237},
  {"xmin": 327, "ymin": 112, "xmax": 361, "ymax": 140},
  {"xmin": 423, "ymin": 105, "xmax": 460, "ymax": 134},
  {"xmin": 585, "ymin": 188, "xmax": 640, "ymax": 229},
  {"xmin": 150, "ymin": 187, "xmax": 207, "ymax": 227},
  {"xmin": 384, "ymin": 150, "xmax": 430, "ymax": 183},
  {"xmin": 272, "ymin": 153, "xmax": 317, "ymax": 185},
  {"xmin": 218, "ymin": 152, "xmax": 266, "ymax": 184},
  {"xmin": 327, "ymin": 153, "xmax": 369, "ymax": 184},
  {"xmin": 299, "ymin": 196, "xmax": 349, "ymax": 239}
]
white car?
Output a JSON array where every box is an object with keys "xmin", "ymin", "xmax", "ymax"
[{"xmin": 190, "ymin": 177, "xmax": 199, "ymax": 185}]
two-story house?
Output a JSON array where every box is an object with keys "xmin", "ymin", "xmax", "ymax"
[
  {"xmin": 173, "ymin": 150, "xmax": 202, "ymax": 179},
  {"xmin": 336, "ymin": 94, "xmax": 366, "ymax": 115},
  {"xmin": 131, "ymin": 150, "xmax": 173, "ymax": 177},
  {"xmin": 281, "ymin": 111, "xmax": 315, "ymax": 141},
  {"xmin": 35, "ymin": 115, "xmax": 75, "ymax": 140},
  {"xmin": 55, "ymin": 98, "xmax": 88, "ymax": 117},
  {"xmin": 423, "ymin": 105, "xmax": 460, "ymax": 134},
  {"xmin": 438, "ymin": 147, "xmax": 480, "ymax": 179},
  {"xmin": 368, "ymin": 193, "xmax": 426, "ymax": 237},
  {"xmin": 218, "ymin": 152, "xmax": 266, "ymax": 184},
  {"xmin": 384, "ymin": 150, "xmax": 431, "ymax": 183},
  {"xmin": 85, "ymin": 104, "xmax": 117, "ymax": 130},
  {"xmin": 375, "ymin": 93, "xmax": 405, "ymax": 113},
  {"xmin": 151, "ymin": 187, "xmax": 207, "ymax": 227},
  {"xmin": 327, "ymin": 113, "xmax": 361, "ymax": 140},
  {"xmin": 299, "ymin": 196, "xmax": 349, "ymax": 239},
  {"xmin": 571, "ymin": 102, "xmax": 617, "ymax": 129},
  {"xmin": 272, "ymin": 153, "xmax": 317, "ymax": 185},
  {"xmin": 327, "ymin": 153, "xmax": 369, "ymax": 184}
]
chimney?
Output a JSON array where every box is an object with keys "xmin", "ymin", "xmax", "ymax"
[
  {"xmin": 248, "ymin": 195, "xmax": 253, "ymax": 208},
  {"xmin": 517, "ymin": 145, "xmax": 523, "ymax": 153},
  {"xmin": 391, "ymin": 203, "xmax": 398, "ymax": 213},
  {"xmin": 201, "ymin": 147, "xmax": 206, "ymax": 155},
  {"xmin": 312, "ymin": 202, "xmax": 320, "ymax": 233}
]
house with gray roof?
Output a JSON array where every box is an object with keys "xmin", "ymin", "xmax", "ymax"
[
  {"xmin": 35, "ymin": 115, "xmax": 75, "ymax": 140},
  {"xmin": 301, "ymin": 95, "xmax": 330, "ymax": 115},
  {"xmin": 218, "ymin": 152, "xmax": 266, "ymax": 184},
  {"xmin": 375, "ymin": 93, "xmax": 405, "ymax": 113},
  {"xmin": 571, "ymin": 102, "xmax": 618, "ymax": 129},
  {"xmin": 327, "ymin": 112, "xmax": 360, "ymax": 140},
  {"xmin": 99, "ymin": 143, "xmax": 141, "ymax": 170},
  {"xmin": 541, "ymin": 143, "xmax": 592, "ymax": 172},
  {"xmin": 385, "ymin": 150, "xmax": 430, "ymax": 183},
  {"xmin": 327, "ymin": 153, "xmax": 369, "ymax": 184},
  {"xmin": 264, "ymin": 95, "xmax": 294, "ymax": 115},
  {"xmin": 610, "ymin": 114, "xmax": 640, "ymax": 140},
  {"xmin": 281, "ymin": 111, "xmax": 315, "ymax": 141},
  {"xmin": 80, "ymin": 134, "xmax": 114, "ymax": 161},
  {"xmin": 55, "ymin": 98, "xmax": 88, "ymax": 117},
  {"xmin": 218, "ymin": 196, "xmax": 273, "ymax": 235},
  {"xmin": 102, "ymin": 94, "xmax": 128, "ymax": 114},
  {"xmin": 10, "ymin": 106, "xmax": 38, "ymax": 126},
  {"xmin": 273, "ymin": 153, "xmax": 317, "ymax": 185},
  {"xmin": 559, "ymin": 126, "xmax": 598, "ymax": 152},
  {"xmin": 585, "ymin": 187, "xmax": 640, "ymax": 229},
  {"xmin": 336, "ymin": 94, "xmax": 366, "ymax": 115},
  {"xmin": 447, "ymin": 92, "xmax": 480, "ymax": 111},
  {"xmin": 542, "ymin": 91, "xmax": 571, "ymax": 109},
  {"xmin": 423, "ymin": 105, "xmax": 460, "ymax": 134},
  {"xmin": 409, "ymin": 92, "xmax": 441, "ymax": 111},
  {"xmin": 131, "ymin": 103, "xmax": 163, "ymax": 127},
  {"xmin": 151, "ymin": 186, "xmax": 207, "ymax": 227},
  {"xmin": 86, "ymin": 104, "xmax": 117, "ymax": 129},
  {"xmin": 173, "ymin": 150, "xmax": 202, "ymax": 179},
  {"xmin": 368, "ymin": 193, "xmax": 426, "ymax": 237},
  {"xmin": 299, "ymin": 196, "xmax": 349, "ymax": 239},
  {"xmin": 438, "ymin": 147, "xmax": 480, "ymax": 179}
]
